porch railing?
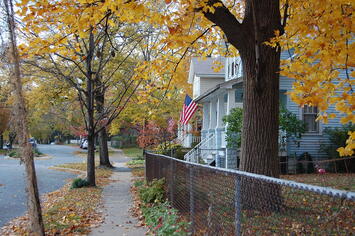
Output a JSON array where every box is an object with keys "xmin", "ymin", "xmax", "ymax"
[{"xmin": 184, "ymin": 133, "xmax": 214, "ymax": 163}]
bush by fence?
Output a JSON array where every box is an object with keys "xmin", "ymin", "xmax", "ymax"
[{"xmin": 145, "ymin": 151, "xmax": 355, "ymax": 235}]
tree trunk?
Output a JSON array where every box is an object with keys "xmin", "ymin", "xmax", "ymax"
[
  {"xmin": 0, "ymin": 133, "xmax": 3, "ymax": 149},
  {"xmin": 86, "ymin": 131, "xmax": 96, "ymax": 186},
  {"xmin": 9, "ymin": 132, "xmax": 16, "ymax": 149},
  {"xmin": 98, "ymin": 128, "xmax": 112, "ymax": 167},
  {"xmin": 3, "ymin": 0, "xmax": 45, "ymax": 234},
  {"xmin": 203, "ymin": 0, "xmax": 282, "ymax": 177},
  {"xmin": 238, "ymin": 44, "xmax": 280, "ymax": 177},
  {"xmin": 95, "ymin": 79, "xmax": 112, "ymax": 168},
  {"xmin": 85, "ymin": 29, "xmax": 96, "ymax": 186},
  {"xmin": 86, "ymin": 73, "xmax": 96, "ymax": 186},
  {"xmin": 203, "ymin": 0, "xmax": 283, "ymax": 211}
]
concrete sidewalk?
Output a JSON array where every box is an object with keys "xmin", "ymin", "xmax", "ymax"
[{"xmin": 90, "ymin": 151, "xmax": 146, "ymax": 236}]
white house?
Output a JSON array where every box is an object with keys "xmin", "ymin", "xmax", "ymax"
[
  {"xmin": 177, "ymin": 57, "xmax": 225, "ymax": 148},
  {"xmin": 178, "ymin": 52, "xmax": 347, "ymax": 170}
]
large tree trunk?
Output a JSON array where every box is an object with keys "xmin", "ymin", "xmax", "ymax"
[
  {"xmin": 3, "ymin": 0, "xmax": 45, "ymax": 234},
  {"xmin": 238, "ymin": 44, "xmax": 280, "ymax": 177},
  {"xmin": 203, "ymin": 0, "xmax": 283, "ymax": 212},
  {"xmin": 203, "ymin": 0, "xmax": 282, "ymax": 177}
]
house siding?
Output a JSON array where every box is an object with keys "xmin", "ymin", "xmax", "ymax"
[
  {"xmin": 200, "ymin": 77, "xmax": 225, "ymax": 96},
  {"xmin": 280, "ymin": 76, "xmax": 345, "ymax": 159}
]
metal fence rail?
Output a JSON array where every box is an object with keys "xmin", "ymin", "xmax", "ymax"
[{"xmin": 145, "ymin": 151, "xmax": 355, "ymax": 235}]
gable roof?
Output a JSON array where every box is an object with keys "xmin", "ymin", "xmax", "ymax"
[{"xmin": 188, "ymin": 57, "xmax": 225, "ymax": 83}]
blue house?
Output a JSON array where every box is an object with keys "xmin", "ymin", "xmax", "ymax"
[{"xmin": 178, "ymin": 52, "xmax": 347, "ymax": 171}]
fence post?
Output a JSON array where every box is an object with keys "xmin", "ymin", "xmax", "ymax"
[
  {"xmin": 144, "ymin": 150, "xmax": 148, "ymax": 182},
  {"xmin": 189, "ymin": 165, "xmax": 194, "ymax": 233},
  {"xmin": 169, "ymin": 158, "xmax": 174, "ymax": 205},
  {"xmin": 235, "ymin": 175, "xmax": 241, "ymax": 236}
]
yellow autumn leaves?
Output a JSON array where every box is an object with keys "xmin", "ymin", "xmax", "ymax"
[{"xmin": 16, "ymin": 0, "xmax": 355, "ymax": 156}]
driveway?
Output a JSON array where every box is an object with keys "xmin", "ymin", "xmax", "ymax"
[{"xmin": 0, "ymin": 144, "xmax": 83, "ymax": 227}]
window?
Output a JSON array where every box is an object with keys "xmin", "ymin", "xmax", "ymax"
[
  {"xmin": 231, "ymin": 62, "xmax": 235, "ymax": 76},
  {"xmin": 224, "ymin": 93, "xmax": 228, "ymax": 112},
  {"xmin": 234, "ymin": 63, "xmax": 239, "ymax": 77},
  {"xmin": 235, "ymin": 86, "xmax": 243, "ymax": 103},
  {"xmin": 303, "ymin": 105, "xmax": 319, "ymax": 133},
  {"xmin": 279, "ymin": 90, "xmax": 287, "ymax": 108}
]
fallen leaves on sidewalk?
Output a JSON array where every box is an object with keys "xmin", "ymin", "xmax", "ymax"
[{"xmin": 0, "ymin": 163, "xmax": 113, "ymax": 235}]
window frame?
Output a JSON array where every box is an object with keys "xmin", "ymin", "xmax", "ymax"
[{"xmin": 301, "ymin": 105, "xmax": 321, "ymax": 135}]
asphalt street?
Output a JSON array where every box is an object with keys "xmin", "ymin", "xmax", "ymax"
[{"xmin": 0, "ymin": 144, "xmax": 83, "ymax": 227}]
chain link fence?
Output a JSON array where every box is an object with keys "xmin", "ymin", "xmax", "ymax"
[{"xmin": 145, "ymin": 151, "xmax": 355, "ymax": 235}]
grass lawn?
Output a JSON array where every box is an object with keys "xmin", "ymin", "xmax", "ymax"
[
  {"xmin": 122, "ymin": 147, "xmax": 143, "ymax": 158},
  {"xmin": 239, "ymin": 174, "xmax": 355, "ymax": 235},
  {"xmin": 0, "ymin": 149, "xmax": 9, "ymax": 155},
  {"xmin": 73, "ymin": 149, "xmax": 117, "ymax": 157},
  {"xmin": 282, "ymin": 173, "xmax": 355, "ymax": 191}
]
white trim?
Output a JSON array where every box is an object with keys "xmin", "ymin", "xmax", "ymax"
[{"xmin": 299, "ymin": 106, "xmax": 323, "ymax": 135}]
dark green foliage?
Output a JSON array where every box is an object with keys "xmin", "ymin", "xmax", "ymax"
[
  {"xmin": 133, "ymin": 180, "xmax": 144, "ymax": 187},
  {"xmin": 141, "ymin": 202, "xmax": 190, "ymax": 236},
  {"xmin": 111, "ymin": 135, "xmax": 137, "ymax": 148},
  {"xmin": 71, "ymin": 178, "xmax": 89, "ymax": 189},
  {"xmin": 321, "ymin": 124, "xmax": 355, "ymax": 172},
  {"xmin": 155, "ymin": 143, "xmax": 187, "ymax": 160},
  {"xmin": 8, "ymin": 150, "xmax": 18, "ymax": 157},
  {"xmin": 223, "ymin": 108, "xmax": 243, "ymax": 148},
  {"xmin": 139, "ymin": 178, "xmax": 165, "ymax": 204},
  {"xmin": 135, "ymin": 179, "xmax": 189, "ymax": 235},
  {"xmin": 279, "ymin": 106, "xmax": 306, "ymax": 139},
  {"xmin": 321, "ymin": 124, "xmax": 355, "ymax": 159},
  {"xmin": 33, "ymin": 148, "xmax": 43, "ymax": 156},
  {"xmin": 223, "ymin": 107, "xmax": 306, "ymax": 148},
  {"xmin": 7, "ymin": 148, "xmax": 43, "ymax": 158}
]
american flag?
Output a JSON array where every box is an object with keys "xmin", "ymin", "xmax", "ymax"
[{"xmin": 179, "ymin": 95, "xmax": 198, "ymax": 125}]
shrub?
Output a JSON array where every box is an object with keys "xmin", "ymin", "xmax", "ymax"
[
  {"xmin": 279, "ymin": 106, "xmax": 306, "ymax": 139},
  {"xmin": 223, "ymin": 107, "xmax": 306, "ymax": 148},
  {"xmin": 71, "ymin": 178, "xmax": 89, "ymax": 189},
  {"xmin": 223, "ymin": 107, "xmax": 243, "ymax": 148},
  {"xmin": 139, "ymin": 178, "xmax": 165, "ymax": 204},
  {"xmin": 155, "ymin": 143, "xmax": 186, "ymax": 159},
  {"xmin": 321, "ymin": 124, "xmax": 355, "ymax": 158},
  {"xmin": 321, "ymin": 124, "xmax": 355, "ymax": 172},
  {"xmin": 135, "ymin": 179, "xmax": 190, "ymax": 235},
  {"xmin": 33, "ymin": 148, "xmax": 43, "ymax": 157},
  {"xmin": 142, "ymin": 202, "xmax": 189, "ymax": 236},
  {"xmin": 8, "ymin": 150, "xmax": 18, "ymax": 157}
]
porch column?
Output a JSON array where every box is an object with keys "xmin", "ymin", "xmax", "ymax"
[
  {"xmin": 209, "ymin": 100, "xmax": 217, "ymax": 161},
  {"xmin": 202, "ymin": 102, "xmax": 210, "ymax": 140},
  {"xmin": 226, "ymin": 89, "xmax": 235, "ymax": 115},
  {"xmin": 186, "ymin": 124, "xmax": 192, "ymax": 148},
  {"xmin": 216, "ymin": 93, "xmax": 225, "ymax": 167},
  {"xmin": 226, "ymin": 89, "xmax": 237, "ymax": 169},
  {"xmin": 209, "ymin": 99, "xmax": 217, "ymax": 130}
]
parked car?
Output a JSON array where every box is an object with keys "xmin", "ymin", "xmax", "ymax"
[
  {"xmin": 79, "ymin": 139, "xmax": 87, "ymax": 149},
  {"xmin": 29, "ymin": 138, "xmax": 37, "ymax": 148},
  {"xmin": 82, "ymin": 140, "xmax": 88, "ymax": 149}
]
